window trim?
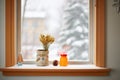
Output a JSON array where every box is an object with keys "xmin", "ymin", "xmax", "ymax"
[
  {"xmin": 5, "ymin": 0, "xmax": 16, "ymax": 67},
  {"xmin": 0, "ymin": 0, "xmax": 111, "ymax": 76},
  {"xmin": 1, "ymin": 65, "xmax": 110, "ymax": 76}
]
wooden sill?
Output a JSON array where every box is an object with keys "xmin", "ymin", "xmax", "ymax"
[{"xmin": 0, "ymin": 64, "xmax": 111, "ymax": 76}]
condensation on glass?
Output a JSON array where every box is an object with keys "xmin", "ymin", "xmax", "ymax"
[{"xmin": 21, "ymin": 0, "xmax": 89, "ymax": 61}]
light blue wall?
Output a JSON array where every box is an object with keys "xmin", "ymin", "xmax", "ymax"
[{"xmin": 0, "ymin": 0, "xmax": 120, "ymax": 80}]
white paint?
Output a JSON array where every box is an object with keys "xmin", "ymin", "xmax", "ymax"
[
  {"xmin": 0, "ymin": 0, "xmax": 120, "ymax": 80},
  {"xmin": 7, "ymin": 64, "xmax": 102, "ymax": 69}
]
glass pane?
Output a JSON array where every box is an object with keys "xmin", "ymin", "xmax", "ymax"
[{"xmin": 21, "ymin": 0, "xmax": 89, "ymax": 61}]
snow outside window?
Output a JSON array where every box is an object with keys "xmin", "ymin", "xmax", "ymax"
[{"xmin": 21, "ymin": 0, "xmax": 90, "ymax": 61}]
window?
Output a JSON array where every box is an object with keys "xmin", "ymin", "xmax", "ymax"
[
  {"xmin": 0, "ymin": 0, "xmax": 110, "ymax": 76},
  {"xmin": 20, "ymin": 0, "xmax": 91, "ymax": 62}
]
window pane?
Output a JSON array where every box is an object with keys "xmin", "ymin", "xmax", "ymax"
[{"xmin": 21, "ymin": 0, "xmax": 89, "ymax": 61}]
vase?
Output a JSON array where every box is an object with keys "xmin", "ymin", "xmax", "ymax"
[{"xmin": 36, "ymin": 49, "xmax": 49, "ymax": 66}]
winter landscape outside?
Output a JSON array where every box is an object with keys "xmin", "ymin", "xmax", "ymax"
[{"xmin": 21, "ymin": 0, "xmax": 89, "ymax": 61}]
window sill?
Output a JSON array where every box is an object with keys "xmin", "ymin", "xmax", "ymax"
[{"xmin": 0, "ymin": 64, "xmax": 111, "ymax": 76}]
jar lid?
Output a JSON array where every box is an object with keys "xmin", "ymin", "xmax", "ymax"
[{"xmin": 60, "ymin": 54, "xmax": 67, "ymax": 56}]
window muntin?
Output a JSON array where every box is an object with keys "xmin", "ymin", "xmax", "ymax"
[{"xmin": 20, "ymin": 0, "xmax": 90, "ymax": 61}]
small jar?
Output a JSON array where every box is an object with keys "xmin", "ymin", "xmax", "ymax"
[{"xmin": 60, "ymin": 54, "xmax": 68, "ymax": 66}]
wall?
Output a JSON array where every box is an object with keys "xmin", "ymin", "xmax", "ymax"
[
  {"xmin": 0, "ymin": 0, "xmax": 5, "ymax": 67},
  {"xmin": 0, "ymin": 0, "xmax": 120, "ymax": 80},
  {"xmin": 0, "ymin": 0, "xmax": 5, "ymax": 80}
]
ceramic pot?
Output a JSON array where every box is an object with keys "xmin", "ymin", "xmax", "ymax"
[{"xmin": 36, "ymin": 50, "xmax": 49, "ymax": 66}]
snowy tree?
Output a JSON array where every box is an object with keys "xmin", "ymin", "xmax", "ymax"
[{"xmin": 58, "ymin": 0, "xmax": 89, "ymax": 60}]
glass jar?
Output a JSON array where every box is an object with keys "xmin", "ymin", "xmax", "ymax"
[{"xmin": 60, "ymin": 54, "xmax": 68, "ymax": 66}]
